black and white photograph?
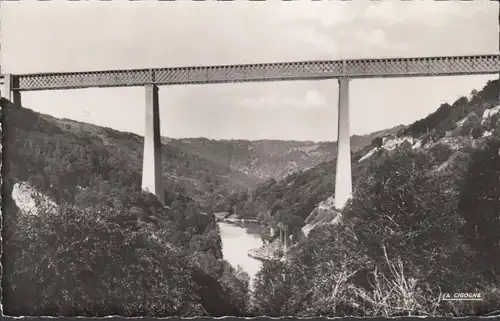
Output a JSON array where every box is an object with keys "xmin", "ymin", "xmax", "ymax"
[{"xmin": 1, "ymin": 0, "xmax": 500, "ymax": 317}]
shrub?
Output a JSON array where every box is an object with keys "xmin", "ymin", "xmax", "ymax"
[
  {"xmin": 342, "ymin": 148, "xmax": 474, "ymax": 289},
  {"xmin": 460, "ymin": 113, "xmax": 481, "ymax": 137},
  {"xmin": 3, "ymin": 190, "xmax": 247, "ymax": 317},
  {"xmin": 371, "ymin": 137, "xmax": 383, "ymax": 148},
  {"xmin": 3, "ymin": 203, "xmax": 204, "ymax": 316},
  {"xmin": 470, "ymin": 124, "xmax": 484, "ymax": 139},
  {"xmin": 457, "ymin": 139, "xmax": 500, "ymax": 280}
]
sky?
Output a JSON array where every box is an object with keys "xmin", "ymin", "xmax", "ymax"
[{"xmin": 1, "ymin": 0, "xmax": 498, "ymax": 142}]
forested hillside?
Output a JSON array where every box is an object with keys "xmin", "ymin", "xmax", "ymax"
[
  {"xmin": 167, "ymin": 126, "xmax": 404, "ymax": 184},
  {"xmin": 227, "ymin": 81, "xmax": 500, "ymax": 240},
  {"xmin": 2, "ymin": 78, "xmax": 499, "ymax": 317},
  {"xmin": 249, "ymin": 79, "xmax": 500, "ymax": 316},
  {"xmin": 1, "ymin": 99, "xmax": 251, "ymax": 317}
]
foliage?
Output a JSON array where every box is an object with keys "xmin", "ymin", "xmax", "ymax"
[
  {"xmin": 251, "ymin": 81, "xmax": 500, "ymax": 317},
  {"xmin": 253, "ymin": 81, "xmax": 500, "ymax": 317},
  {"xmin": 251, "ymin": 77, "xmax": 500, "ymax": 316},
  {"xmin": 3, "ymin": 78, "xmax": 500, "ymax": 317},
  {"xmin": 457, "ymin": 139, "xmax": 500, "ymax": 280},
  {"xmin": 251, "ymin": 141, "xmax": 499, "ymax": 316},
  {"xmin": 4, "ymin": 203, "xmax": 202, "ymax": 316},
  {"xmin": 2, "ymin": 103, "xmax": 250, "ymax": 316},
  {"xmin": 342, "ymin": 147, "xmax": 474, "ymax": 287}
]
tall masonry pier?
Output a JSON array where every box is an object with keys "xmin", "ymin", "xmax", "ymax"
[
  {"xmin": 334, "ymin": 78, "xmax": 352, "ymax": 209},
  {"xmin": 142, "ymin": 84, "xmax": 165, "ymax": 205}
]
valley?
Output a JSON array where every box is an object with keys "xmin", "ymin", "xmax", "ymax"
[{"xmin": 2, "ymin": 79, "xmax": 500, "ymax": 317}]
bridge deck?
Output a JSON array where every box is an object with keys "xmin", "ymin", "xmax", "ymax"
[{"xmin": 3, "ymin": 54, "xmax": 500, "ymax": 91}]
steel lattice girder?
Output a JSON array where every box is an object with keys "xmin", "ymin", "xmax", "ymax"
[{"xmin": 8, "ymin": 54, "xmax": 500, "ymax": 91}]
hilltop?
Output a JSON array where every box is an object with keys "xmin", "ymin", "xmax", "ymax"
[{"xmin": 166, "ymin": 126, "xmax": 404, "ymax": 184}]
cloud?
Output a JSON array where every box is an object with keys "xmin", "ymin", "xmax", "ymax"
[
  {"xmin": 292, "ymin": 27, "xmax": 339, "ymax": 56},
  {"xmin": 363, "ymin": 1, "xmax": 485, "ymax": 27},
  {"xmin": 303, "ymin": 89, "xmax": 327, "ymax": 108},
  {"xmin": 363, "ymin": 29, "xmax": 389, "ymax": 48},
  {"xmin": 357, "ymin": 29, "xmax": 416, "ymax": 54},
  {"xmin": 280, "ymin": 2, "xmax": 360, "ymax": 27},
  {"xmin": 239, "ymin": 89, "xmax": 327, "ymax": 111},
  {"xmin": 2, "ymin": 1, "xmax": 497, "ymax": 141}
]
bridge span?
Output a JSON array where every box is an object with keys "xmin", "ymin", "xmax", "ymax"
[{"xmin": 1, "ymin": 54, "xmax": 499, "ymax": 209}]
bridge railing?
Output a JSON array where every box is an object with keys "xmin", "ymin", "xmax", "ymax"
[{"xmin": 2, "ymin": 54, "xmax": 499, "ymax": 92}]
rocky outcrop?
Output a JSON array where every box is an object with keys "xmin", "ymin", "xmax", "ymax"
[
  {"xmin": 11, "ymin": 181, "xmax": 59, "ymax": 217},
  {"xmin": 302, "ymin": 196, "xmax": 341, "ymax": 237},
  {"xmin": 248, "ymin": 239, "xmax": 284, "ymax": 261}
]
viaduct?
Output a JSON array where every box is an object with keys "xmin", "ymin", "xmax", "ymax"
[{"xmin": 1, "ymin": 54, "xmax": 500, "ymax": 209}]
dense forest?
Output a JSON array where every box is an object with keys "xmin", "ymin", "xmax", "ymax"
[
  {"xmin": 225, "ymin": 80, "xmax": 500, "ymax": 243},
  {"xmin": 1, "ymin": 78, "xmax": 500, "ymax": 317},
  {"xmin": 249, "ymin": 79, "xmax": 500, "ymax": 316},
  {"xmin": 167, "ymin": 125, "xmax": 403, "ymax": 184},
  {"xmin": 1, "ymin": 99, "xmax": 250, "ymax": 316}
]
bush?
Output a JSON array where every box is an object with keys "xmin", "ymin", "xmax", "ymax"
[
  {"xmin": 470, "ymin": 124, "xmax": 484, "ymax": 139},
  {"xmin": 457, "ymin": 139, "xmax": 500, "ymax": 280},
  {"xmin": 371, "ymin": 137, "xmax": 383, "ymax": 148},
  {"xmin": 342, "ymin": 148, "xmax": 474, "ymax": 289},
  {"xmin": 432, "ymin": 128, "xmax": 446, "ymax": 141},
  {"xmin": 3, "ymin": 203, "xmax": 204, "ymax": 316},
  {"xmin": 427, "ymin": 143, "xmax": 453, "ymax": 164},
  {"xmin": 250, "ymin": 80, "xmax": 500, "ymax": 317},
  {"xmin": 460, "ymin": 113, "xmax": 481, "ymax": 137},
  {"xmin": 3, "ymin": 197, "xmax": 252, "ymax": 317}
]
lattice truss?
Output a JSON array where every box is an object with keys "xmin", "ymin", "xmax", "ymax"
[{"xmin": 11, "ymin": 55, "xmax": 500, "ymax": 91}]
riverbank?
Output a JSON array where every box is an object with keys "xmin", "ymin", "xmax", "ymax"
[
  {"xmin": 248, "ymin": 239, "xmax": 286, "ymax": 262},
  {"xmin": 217, "ymin": 217, "xmax": 259, "ymax": 224},
  {"xmin": 215, "ymin": 212, "xmax": 287, "ymax": 264},
  {"xmin": 214, "ymin": 211, "xmax": 258, "ymax": 224}
]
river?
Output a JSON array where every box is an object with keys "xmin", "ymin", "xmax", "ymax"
[{"xmin": 217, "ymin": 221, "xmax": 263, "ymax": 288}]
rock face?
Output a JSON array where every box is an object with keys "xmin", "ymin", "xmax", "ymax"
[
  {"xmin": 302, "ymin": 196, "xmax": 341, "ymax": 237},
  {"xmin": 11, "ymin": 181, "xmax": 59, "ymax": 216}
]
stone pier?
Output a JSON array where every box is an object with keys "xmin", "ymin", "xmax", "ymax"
[
  {"xmin": 334, "ymin": 78, "xmax": 352, "ymax": 210},
  {"xmin": 141, "ymin": 84, "xmax": 165, "ymax": 205}
]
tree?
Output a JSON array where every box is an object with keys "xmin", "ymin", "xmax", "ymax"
[
  {"xmin": 342, "ymin": 148, "xmax": 473, "ymax": 289},
  {"xmin": 458, "ymin": 139, "xmax": 500, "ymax": 280},
  {"xmin": 371, "ymin": 137, "xmax": 383, "ymax": 148},
  {"xmin": 470, "ymin": 124, "xmax": 484, "ymax": 139},
  {"xmin": 252, "ymin": 260, "xmax": 292, "ymax": 316}
]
